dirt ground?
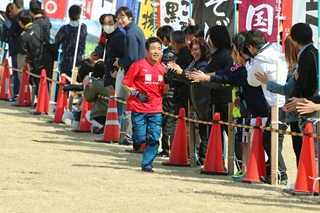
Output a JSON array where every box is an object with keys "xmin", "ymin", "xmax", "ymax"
[{"xmin": 0, "ymin": 100, "xmax": 319, "ymax": 213}]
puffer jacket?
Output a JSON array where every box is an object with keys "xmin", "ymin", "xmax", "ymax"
[{"xmin": 19, "ymin": 23, "xmax": 53, "ymax": 70}]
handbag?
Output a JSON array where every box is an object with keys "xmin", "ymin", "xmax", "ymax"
[{"xmin": 30, "ymin": 30, "xmax": 59, "ymax": 59}]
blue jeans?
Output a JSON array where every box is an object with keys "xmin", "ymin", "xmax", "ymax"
[
  {"xmin": 11, "ymin": 54, "xmax": 20, "ymax": 96},
  {"xmin": 132, "ymin": 112, "xmax": 161, "ymax": 169}
]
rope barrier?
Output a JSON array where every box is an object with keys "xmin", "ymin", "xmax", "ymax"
[{"xmin": 2, "ymin": 63, "xmax": 320, "ymax": 138}]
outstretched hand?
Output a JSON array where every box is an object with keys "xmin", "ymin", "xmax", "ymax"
[{"xmin": 254, "ymin": 72, "xmax": 268, "ymax": 84}]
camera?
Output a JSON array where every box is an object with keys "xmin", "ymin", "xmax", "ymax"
[{"xmin": 88, "ymin": 72, "xmax": 97, "ymax": 84}]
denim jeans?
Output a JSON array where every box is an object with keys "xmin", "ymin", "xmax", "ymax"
[
  {"xmin": 298, "ymin": 116, "xmax": 318, "ymax": 159},
  {"xmin": 11, "ymin": 54, "xmax": 20, "ymax": 96},
  {"xmin": 131, "ymin": 112, "xmax": 161, "ymax": 169}
]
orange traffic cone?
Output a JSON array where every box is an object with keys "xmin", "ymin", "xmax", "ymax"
[
  {"xmin": 0, "ymin": 59, "xmax": 11, "ymax": 100},
  {"xmin": 51, "ymin": 76, "xmax": 68, "ymax": 123},
  {"xmin": 200, "ymin": 112, "xmax": 227, "ymax": 175},
  {"xmin": 235, "ymin": 117, "xmax": 265, "ymax": 183},
  {"xmin": 95, "ymin": 90, "xmax": 120, "ymax": 143},
  {"xmin": 12, "ymin": 65, "xmax": 31, "ymax": 107},
  {"xmin": 30, "ymin": 69, "xmax": 49, "ymax": 115},
  {"xmin": 73, "ymin": 96, "xmax": 93, "ymax": 132},
  {"xmin": 283, "ymin": 122, "xmax": 319, "ymax": 196},
  {"xmin": 162, "ymin": 108, "xmax": 190, "ymax": 167}
]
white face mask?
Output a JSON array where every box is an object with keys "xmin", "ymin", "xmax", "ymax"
[{"xmin": 103, "ymin": 25, "xmax": 115, "ymax": 34}]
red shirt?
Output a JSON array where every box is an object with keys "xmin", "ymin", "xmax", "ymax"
[{"xmin": 122, "ymin": 58, "xmax": 165, "ymax": 113}]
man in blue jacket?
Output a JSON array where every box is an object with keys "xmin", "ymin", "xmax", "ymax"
[{"xmin": 113, "ymin": 6, "xmax": 146, "ymax": 147}]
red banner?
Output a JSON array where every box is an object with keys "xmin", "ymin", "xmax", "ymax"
[
  {"xmin": 44, "ymin": 0, "xmax": 67, "ymax": 20},
  {"xmin": 84, "ymin": 0, "xmax": 94, "ymax": 20},
  {"xmin": 282, "ymin": 0, "xmax": 293, "ymax": 51},
  {"xmin": 239, "ymin": 0, "xmax": 279, "ymax": 42}
]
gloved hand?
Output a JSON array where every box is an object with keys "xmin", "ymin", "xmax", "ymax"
[
  {"xmin": 132, "ymin": 89, "xmax": 149, "ymax": 103},
  {"xmin": 164, "ymin": 68, "xmax": 177, "ymax": 84}
]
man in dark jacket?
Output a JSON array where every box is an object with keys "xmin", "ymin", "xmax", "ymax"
[
  {"xmin": 157, "ymin": 25, "xmax": 178, "ymax": 157},
  {"xmin": 29, "ymin": 0, "xmax": 51, "ymax": 36},
  {"xmin": 18, "ymin": 10, "xmax": 53, "ymax": 96},
  {"xmin": 113, "ymin": 6, "xmax": 146, "ymax": 146},
  {"xmin": 55, "ymin": 5, "xmax": 87, "ymax": 80},
  {"xmin": 8, "ymin": 0, "xmax": 25, "ymax": 101},
  {"xmin": 170, "ymin": 30, "xmax": 193, "ymax": 115}
]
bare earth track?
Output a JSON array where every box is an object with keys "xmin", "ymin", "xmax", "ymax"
[{"xmin": 0, "ymin": 101, "xmax": 319, "ymax": 212}]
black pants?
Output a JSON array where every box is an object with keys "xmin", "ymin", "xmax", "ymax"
[
  {"xmin": 94, "ymin": 116, "xmax": 106, "ymax": 126},
  {"xmin": 161, "ymin": 99, "xmax": 176, "ymax": 154},
  {"xmin": 174, "ymin": 100, "xmax": 188, "ymax": 116},
  {"xmin": 289, "ymin": 121, "xmax": 302, "ymax": 167},
  {"xmin": 262, "ymin": 108, "xmax": 288, "ymax": 180},
  {"xmin": 198, "ymin": 103, "xmax": 228, "ymax": 165}
]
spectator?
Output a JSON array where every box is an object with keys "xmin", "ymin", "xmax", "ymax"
[
  {"xmin": 113, "ymin": 6, "xmax": 146, "ymax": 146},
  {"xmin": 1, "ymin": 3, "xmax": 14, "ymax": 61},
  {"xmin": 18, "ymin": 10, "xmax": 54, "ymax": 97},
  {"xmin": 184, "ymin": 25, "xmax": 204, "ymax": 48},
  {"xmin": 156, "ymin": 25, "xmax": 178, "ymax": 157},
  {"xmin": 8, "ymin": 0, "xmax": 25, "ymax": 101},
  {"xmin": 245, "ymin": 29, "xmax": 288, "ymax": 185},
  {"xmin": 283, "ymin": 23, "xmax": 318, "ymax": 169},
  {"xmin": 83, "ymin": 60, "xmax": 112, "ymax": 136},
  {"xmin": 90, "ymin": 13, "xmax": 107, "ymax": 60},
  {"xmin": 122, "ymin": 37, "xmax": 169, "ymax": 172},
  {"xmin": 167, "ymin": 30, "xmax": 193, "ymax": 116},
  {"xmin": 188, "ymin": 32, "xmax": 270, "ymax": 177},
  {"xmin": 55, "ymin": 4, "xmax": 87, "ymax": 82},
  {"xmin": 199, "ymin": 25, "xmax": 233, "ymax": 166},
  {"xmin": 29, "ymin": 0, "xmax": 51, "ymax": 36},
  {"xmin": 255, "ymin": 35, "xmax": 302, "ymax": 168}
]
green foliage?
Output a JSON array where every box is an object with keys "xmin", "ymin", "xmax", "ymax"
[{"xmin": 85, "ymin": 41, "xmax": 97, "ymax": 58}]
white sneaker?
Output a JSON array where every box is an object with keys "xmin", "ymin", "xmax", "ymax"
[{"xmin": 71, "ymin": 121, "xmax": 79, "ymax": 129}]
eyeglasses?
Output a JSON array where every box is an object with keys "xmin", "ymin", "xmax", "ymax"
[{"xmin": 116, "ymin": 15, "xmax": 127, "ymax": 22}]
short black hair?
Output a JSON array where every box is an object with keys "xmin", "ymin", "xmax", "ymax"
[
  {"xmin": 170, "ymin": 31, "xmax": 185, "ymax": 44},
  {"xmin": 29, "ymin": 0, "xmax": 42, "ymax": 15},
  {"xmin": 13, "ymin": 0, "xmax": 24, "ymax": 9},
  {"xmin": 93, "ymin": 60, "xmax": 105, "ymax": 79},
  {"xmin": 209, "ymin": 25, "xmax": 231, "ymax": 50},
  {"xmin": 157, "ymin": 25, "xmax": 174, "ymax": 41},
  {"xmin": 146, "ymin": 37, "xmax": 162, "ymax": 50},
  {"xmin": 68, "ymin": 5, "xmax": 81, "ymax": 21},
  {"xmin": 245, "ymin": 29, "xmax": 267, "ymax": 49},
  {"xmin": 184, "ymin": 25, "xmax": 204, "ymax": 38},
  {"xmin": 78, "ymin": 58, "xmax": 95, "ymax": 82},
  {"xmin": 99, "ymin": 13, "xmax": 116, "ymax": 25},
  {"xmin": 116, "ymin": 6, "xmax": 133, "ymax": 20},
  {"xmin": 18, "ymin": 10, "xmax": 33, "ymax": 25},
  {"xmin": 290, "ymin": 23, "xmax": 313, "ymax": 45},
  {"xmin": 99, "ymin": 14, "xmax": 107, "ymax": 25}
]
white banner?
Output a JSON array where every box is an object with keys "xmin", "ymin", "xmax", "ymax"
[
  {"xmin": 292, "ymin": 0, "xmax": 318, "ymax": 45},
  {"xmin": 159, "ymin": 0, "xmax": 190, "ymax": 31}
]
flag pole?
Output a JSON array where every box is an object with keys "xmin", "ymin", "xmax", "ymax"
[
  {"xmin": 70, "ymin": 0, "xmax": 85, "ymax": 84},
  {"xmin": 317, "ymin": 0, "xmax": 320, "ymax": 194}
]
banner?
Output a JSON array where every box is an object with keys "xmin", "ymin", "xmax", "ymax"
[
  {"xmin": 239, "ymin": 0, "xmax": 279, "ymax": 42},
  {"xmin": 282, "ymin": 0, "xmax": 293, "ymax": 51},
  {"xmin": 192, "ymin": 0, "xmax": 234, "ymax": 39},
  {"xmin": 159, "ymin": 0, "xmax": 190, "ymax": 31},
  {"xmin": 44, "ymin": 0, "xmax": 68, "ymax": 20},
  {"xmin": 137, "ymin": 0, "xmax": 158, "ymax": 38},
  {"xmin": 292, "ymin": 0, "xmax": 318, "ymax": 45},
  {"xmin": 116, "ymin": 0, "xmax": 137, "ymax": 18}
]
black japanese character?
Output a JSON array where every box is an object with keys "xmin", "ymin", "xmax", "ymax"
[
  {"xmin": 164, "ymin": 2, "xmax": 180, "ymax": 23},
  {"xmin": 142, "ymin": 11, "xmax": 156, "ymax": 31}
]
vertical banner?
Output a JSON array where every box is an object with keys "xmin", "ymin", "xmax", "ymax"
[
  {"xmin": 282, "ymin": 0, "xmax": 293, "ymax": 51},
  {"xmin": 159, "ymin": 0, "xmax": 190, "ymax": 31},
  {"xmin": 192, "ymin": 0, "xmax": 234, "ymax": 39},
  {"xmin": 239, "ymin": 0, "xmax": 279, "ymax": 42},
  {"xmin": 292, "ymin": 0, "xmax": 318, "ymax": 46},
  {"xmin": 137, "ymin": 0, "xmax": 157, "ymax": 38},
  {"xmin": 44, "ymin": 0, "xmax": 67, "ymax": 20},
  {"xmin": 84, "ymin": 0, "xmax": 94, "ymax": 19}
]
